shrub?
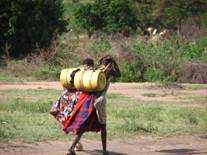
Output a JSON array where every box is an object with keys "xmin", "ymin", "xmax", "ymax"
[
  {"xmin": 183, "ymin": 42, "xmax": 203, "ymax": 60},
  {"xmin": 143, "ymin": 68, "xmax": 165, "ymax": 82},
  {"xmin": 182, "ymin": 36, "xmax": 207, "ymax": 61},
  {"xmin": 73, "ymin": 2, "xmax": 106, "ymax": 36},
  {"xmin": 105, "ymin": 0, "xmax": 137, "ymax": 35},
  {"xmin": 74, "ymin": 0, "xmax": 137, "ymax": 36},
  {"xmin": 134, "ymin": 0, "xmax": 156, "ymax": 31},
  {"xmin": 119, "ymin": 53, "xmax": 146, "ymax": 82},
  {"xmin": 160, "ymin": 0, "xmax": 207, "ymax": 29},
  {"xmin": 132, "ymin": 39, "xmax": 183, "ymax": 82},
  {"xmin": 120, "ymin": 61, "xmax": 141, "ymax": 82},
  {"xmin": 87, "ymin": 38, "xmax": 111, "ymax": 56},
  {"xmin": 32, "ymin": 65, "xmax": 60, "ymax": 81},
  {"xmin": 0, "ymin": 0, "xmax": 68, "ymax": 58}
]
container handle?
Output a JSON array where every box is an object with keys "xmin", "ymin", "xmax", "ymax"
[{"xmin": 102, "ymin": 63, "xmax": 111, "ymax": 72}]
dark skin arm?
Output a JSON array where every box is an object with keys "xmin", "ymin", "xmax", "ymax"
[
  {"xmin": 107, "ymin": 61, "xmax": 121, "ymax": 78},
  {"xmin": 112, "ymin": 61, "xmax": 121, "ymax": 77},
  {"xmin": 70, "ymin": 69, "xmax": 80, "ymax": 84}
]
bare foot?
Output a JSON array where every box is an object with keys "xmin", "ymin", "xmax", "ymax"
[
  {"xmin": 66, "ymin": 149, "xmax": 76, "ymax": 155},
  {"xmin": 75, "ymin": 142, "xmax": 83, "ymax": 151}
]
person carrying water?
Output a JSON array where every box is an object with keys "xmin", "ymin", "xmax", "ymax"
[
  {"xmin": 50, "ymin": 58, "xmax": 95, "ymax": 151},
  {"xmin": 64, "ymin": 55, "xmax": 121, "ymax": 155}
]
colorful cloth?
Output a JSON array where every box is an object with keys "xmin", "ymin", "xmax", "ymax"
[
  {"xmin": 63, "ymin": 92, "xmax": 101, "ymax": 134},
  {"xmin": 50, "ymin": 89, "xmax": 80, "ymax": 124},
  {"xmin": 50, "ymin": 90, "xmax": 101, "ymax": 134}
]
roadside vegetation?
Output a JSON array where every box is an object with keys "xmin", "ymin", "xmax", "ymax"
[{"xmin": 0, "ymin": 0, "xmax": 207, "ymax": 83}]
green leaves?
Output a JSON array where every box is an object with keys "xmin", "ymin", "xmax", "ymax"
[
  {"xmin": 0, "ymin": 0, "xmax": 68, "ymax": 58},
  {"xmin": 74, "ymin": 0, "xmax": 137, "ymax": 36}
]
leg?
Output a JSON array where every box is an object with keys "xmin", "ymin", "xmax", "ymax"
[
  {"xmin": 101, "ymin": 124, "xmax": 107, "ymax": 155},
  {"xmin": 75, "ymin": 141, "xmax": 83, "ymax": 151},
  {"xmin": 67, "ymin": 131, "xmax": 84, "ymax": 155}
]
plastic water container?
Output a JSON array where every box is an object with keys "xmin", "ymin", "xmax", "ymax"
[
  {"xmin": 74, "ymin": 69, "xmax": 106, "ymax": 92},
  {"xmin": 60, "ymin": 68, "xmax": 78, "ymax": 89}
]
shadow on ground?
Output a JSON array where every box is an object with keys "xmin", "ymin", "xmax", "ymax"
[
  {"xmin": 157, "ymin": 148, "xmax": 207, "ymax": 155},
  {"xmin": 200, "ymin": 135, "xmax": 207, "ymax": 139},
  {"xmin": 83, "ymin": 149, "xmax": 127, "ymax": 155}
]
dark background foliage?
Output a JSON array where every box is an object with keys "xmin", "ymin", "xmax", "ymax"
[
  {"xmin": 0, "ymin": 0, "xmax": 207, "ymax": 83},
  {"xmin": 74, "ymin": 0, "xmax": 207, "ymax": 36},
  {"xmin": 0, "ymin": 0, "xmax": 68, "ymax": 58}
]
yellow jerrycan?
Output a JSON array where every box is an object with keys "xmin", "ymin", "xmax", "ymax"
[
  {"xmin": 60, "ymin": 68, "xmax": 78, "ymax": 89},
  {"xmin": 74, "ymin": 69, "xmax": 106, "ymax": 92}
]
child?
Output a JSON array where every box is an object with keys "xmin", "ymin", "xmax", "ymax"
[{"xmin": 50, "ymin": 58, "xmax": 95, "ymax": 152}]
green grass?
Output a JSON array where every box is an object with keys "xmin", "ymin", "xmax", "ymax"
[
  {"xmin": 183, "ymin": 84, "xmax": 207, "ymax": 90},
  {"xmin": 0, "ymin": 89, "xmax": 61, "ymax": 102},
  {"xmin": 107, "ymin": 94, "xmax": 207, "ymax": 136},
  {"xmin": 0, "ymin": 74, "xmax": 31, "ymax": 82},
  {"xmin": 108, "ymin": 103, "xmax": 207, "ymax": 136},
  {"xmin": 0, "ymin": 75, "xmax": 13, "ymax": 82},
  {"xmin": 0, "ymin": 111, "xmax": 64, "ymax": 142},
  {"xmin": 0, "ymin": 89, "xmax": 207, "ymax": 142}
]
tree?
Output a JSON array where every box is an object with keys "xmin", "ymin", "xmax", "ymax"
[
  {"xmin": 134, "ymin": 0, "xmax": 207, "ymax": 31},
  {"xmin": 0, "ymin": 0, "xmax": 68, "ymax": 58},
  {"xmin": 74, "ymin": 0, "xmax": 137, "ymax": 37},
  {"xmin": 159, "ymin": 0, "xmax": 207, "ymax": 30}
]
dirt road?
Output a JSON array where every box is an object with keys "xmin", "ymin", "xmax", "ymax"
[
  {"xmin": 0, "ymin": 82, "xmax": 206, "ymax": 105},
  {"xmin": 0, "ymin": 82, "xmax": 207, "ymax": 155},
  {"xmin": 1, "ymin": 135, "xmax": 207, "ymax": 155}
]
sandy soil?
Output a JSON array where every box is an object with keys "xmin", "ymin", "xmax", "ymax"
[
  {"xmin": 0, "ymin": 82, "xmax": 207, "ymax": 155},
  {"xmin": 0, "ymin": 82, "xmax": 206, "ymax": 105},
  {"xmin": 1, "ymin": 135, "xmax": 207, "ymax": 155}
]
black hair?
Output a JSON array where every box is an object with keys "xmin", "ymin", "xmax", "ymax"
[
  {"xmin": 98, "ymin": 55, "xmax": 121, "ymax": 78},
  {"xmin": 98, "ymin": 55, "xmax": 113, "ymax": 66},
  {"xmin": 82, "ymin": 58, "xmax": 94, "ymax": 67}
]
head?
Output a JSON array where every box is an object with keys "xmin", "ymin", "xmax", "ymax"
[
  {"xmin": 82, "ymin": 58, "xmax": 94, "ymax": 70},
  {"xmin": 98, "ymin": 55, "xmax": 121, "ymax": 79}
]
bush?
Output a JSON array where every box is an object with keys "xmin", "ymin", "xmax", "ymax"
[
  {"xmin": 105, "ymin": 0, "xmax": 137, "ymax": 34},
  {"xmin": 32, "ymin": 65, "xmax": 60, "ymax": 81},
  {"xmin": 182, "ymin": 36, "xmax": 207, "ymax": 61},
  {"xmin": 132, "ymin": 39, "xmax": 183, "ymax": 82},
  {"xmin": 87, "ymin": 38, "xmax": 111, "ymax": 56},
  {"xmin": 74, "ymin": 0, "xmax": 137, "ymax": 36},
  {"xmin": 119, "ymin": 53, "xmax": 146, "ymax": 82},
  {"xmin": 143, "ymin": 68, "xmax": 165, "ymax": 82},
  {"xmin": 0, "ymin": 0, "xmax": 68, "ymax": 58},
  {"xmin": 73, "ymin": 2, "xmax": 106, "ymax": 36}
]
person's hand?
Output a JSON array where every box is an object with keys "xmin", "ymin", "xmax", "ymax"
[{"xmin": 70, "ymin": 69, "xmax": 80, "ymax": 83}]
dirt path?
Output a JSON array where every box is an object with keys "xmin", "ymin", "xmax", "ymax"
[
  {"xmin": 0, "ymin": 82, "xmax": 206, "ymax": 106},
  {"xmin": 1, "ymin": 135, "xmax": 207, "ymax": 155}
]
